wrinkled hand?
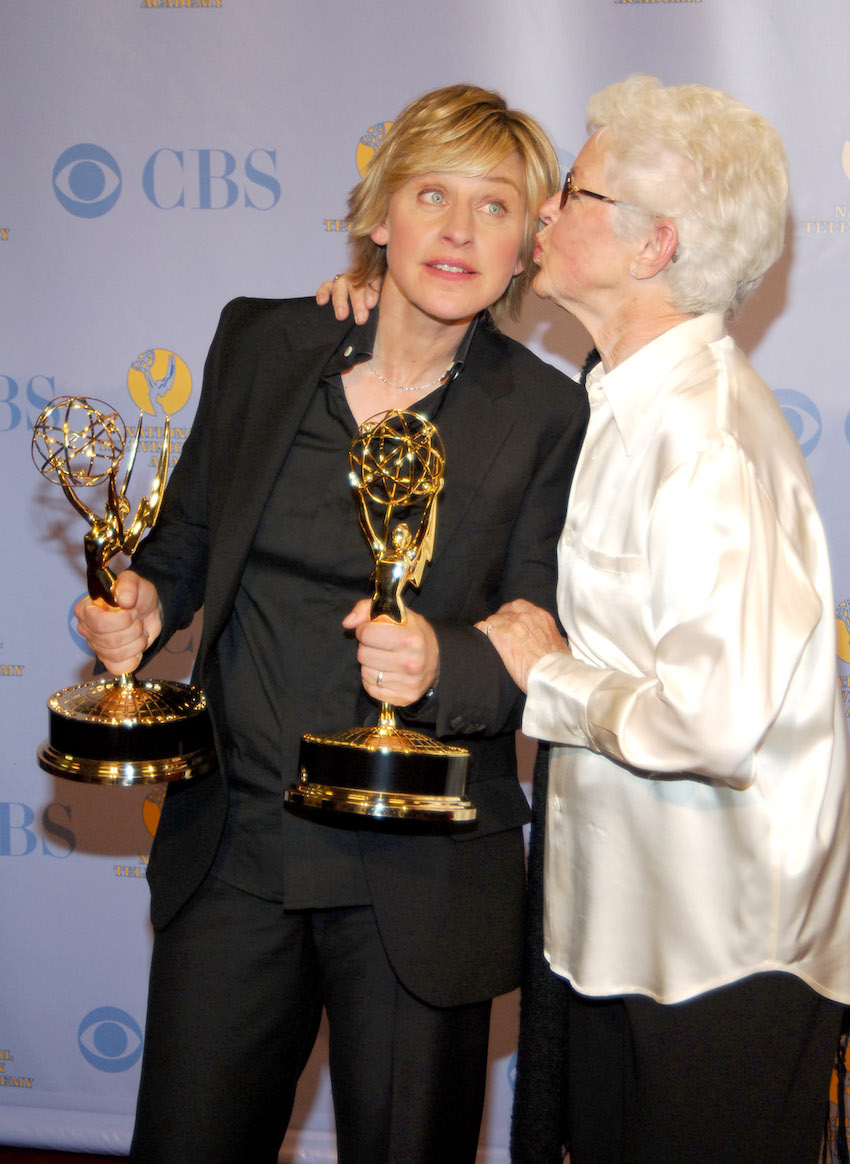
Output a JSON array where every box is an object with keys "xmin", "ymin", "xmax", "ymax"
[
  {"xmin": 343, "ymin": 598, "xmax": 438, "ymax": 706},
  {"xmin": 316, "ymin": 272, "xmax": 382, "ymax": 325},
  {"xmin": 73, "ymin": 569, "xmax": 163, "ymax": 675},
  {"xmin": 475, "ymin": 599, "xmax": 570, "ymax": 693}
]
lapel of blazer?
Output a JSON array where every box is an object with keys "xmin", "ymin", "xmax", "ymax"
[
  {"xmin": 203, "ymin": 319, "xmax": 346, "ymax": 647},
  {"xmin": 427, "ymin": 323, "xmax": 518, "ymax": 556}
]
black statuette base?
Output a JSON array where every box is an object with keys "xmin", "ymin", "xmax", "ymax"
[
  {"xmin": 289, "ymin": 729, "xmax": 476, "ymax": 822},
  {"xmin": 37, "ymin": 677, "xmax": 216, "ymax": 785}
]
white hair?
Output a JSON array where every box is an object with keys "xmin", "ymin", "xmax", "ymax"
[{"xmin": 587, "ymin": 75, "xmax": 789, "ymax": 315}]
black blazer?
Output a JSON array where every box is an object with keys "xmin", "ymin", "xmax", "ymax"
[{"xmin": 133, "ymin": 297, "xmax": 587, "ymax": 1007}]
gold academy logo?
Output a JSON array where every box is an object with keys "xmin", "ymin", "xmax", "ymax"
[
  {"xmin": 802, "ymin": 141, "xmax": 850, "ymax": 236},
  {"xmin": 0, "ymin": 642, "xmax": 24, "ymax": 678},
  {"xmin": 355, "ymin": 122, "xmax": 392, "ymax": 179},
  {"xmin": 143, "ymin": 785, "xmax": 166, "ymax": 838},
  {"xmin": 827, "ymin": 1054, "xmax": 850, "ymax": 1156},
  {"xmin": 140, "ymin": 0, "xmax": 222, "ymax": 8},
  {"xmin": 0, "ymin": 1047, "xmax": 33, "ymax": 1090},
  {"xmin": 836, "ymin": 602, "xmax": 850, "ymax": 717},
  {"xmin": 128, "ymin": 349, "xmax": 191, "ymax": 416},
  {"xmin": 323, "ymin": 120, "xmax": 393, "ymax": 233},
  {"xmin": 0, "ymin": 228, "xmax": 9, "ymax": 241},
  {"xmin": 113, "ymin": 787, "xmax": 163, "ymax": 879},
  {"xmin": 127, "ymin": 348, "xmax": 192, "ymax": 469}
]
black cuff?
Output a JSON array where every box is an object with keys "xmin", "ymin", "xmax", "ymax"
[{"xmin": 400, "ymin": 686, "xmax": 437, "ymax": 719}]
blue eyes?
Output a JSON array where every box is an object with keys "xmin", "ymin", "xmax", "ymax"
[{"xmin": 418, "ymin": 190, "xmax": 507, "ymax": 215}]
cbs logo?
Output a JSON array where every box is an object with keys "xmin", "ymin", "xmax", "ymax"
[{"xmin": 53, "ymin": 143, "xmax": 280, "ymax": 217}]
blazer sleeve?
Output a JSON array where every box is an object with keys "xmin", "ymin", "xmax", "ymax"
[{"xmin": 405, "ymin": 352, "xmax": 588, "ymax": 740}]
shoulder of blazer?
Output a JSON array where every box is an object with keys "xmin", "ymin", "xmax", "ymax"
[
  {"xmin": 214, "ymin": 295, "xmax": 352, "ymax": 356},
  {"xmin": 468, "ymin": 314, "xmax": 586, "ymax": 416}
]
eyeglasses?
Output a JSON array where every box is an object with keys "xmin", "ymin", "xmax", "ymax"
[{"xmin": 559, "ymin": 170, "xmax": 638, "ymax": 213}]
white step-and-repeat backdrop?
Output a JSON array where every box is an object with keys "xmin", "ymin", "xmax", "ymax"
[{"xmin": 2, "ymin": 1, "xmax": 848, "ymax": 1158}]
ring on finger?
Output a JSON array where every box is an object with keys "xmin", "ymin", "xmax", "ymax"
[{"xmin": 377, "ymin": 671, "xmax": 384, "ymax": 688}]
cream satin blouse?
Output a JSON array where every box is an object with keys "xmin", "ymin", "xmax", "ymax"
[{"xmin": 524, "ymin": 313, "xmax": 850, "ymax": 1004}]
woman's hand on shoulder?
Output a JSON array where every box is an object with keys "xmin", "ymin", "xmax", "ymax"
[{"xmin": 316, "ymin": 272, "xmax": 382, "ymax": 324}]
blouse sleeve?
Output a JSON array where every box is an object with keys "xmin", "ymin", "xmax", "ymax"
[{"xmin": 523, "ymin": 435, "xmax": 823, "ymax": 788}]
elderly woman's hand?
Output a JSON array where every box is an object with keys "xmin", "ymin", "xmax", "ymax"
[
  {"xmin": 316, "ymin": 273, "xmax": 382, "ymax": 325},
  {"xmin": 475, "ymin": 599, "xmax": 571, "ymax": 694}
]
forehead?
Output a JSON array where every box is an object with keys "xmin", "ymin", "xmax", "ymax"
[
  {"xmin": 572, "ymin": 133, "xmax": 606, "ymax": 178},
  {"xmin": 406, "ymin": 153, "xmax": 526, "ymax": 193}
]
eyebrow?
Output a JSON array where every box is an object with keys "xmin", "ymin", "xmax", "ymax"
[
  {"xmin": 417, "ymin": 171, "xmax": 525, "ymax": 198},
  {"xmin": 480, "ymin": 176, "xmax": 523, "ymax": 194}
]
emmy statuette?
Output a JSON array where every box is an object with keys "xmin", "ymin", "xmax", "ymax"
[
  {"xmin": 288, "ymin": 409, "xmax": 474, "ymax": 823},
  {"xmin": 32, "ymin": 397, "xmax": 215, "ymax": 785}
]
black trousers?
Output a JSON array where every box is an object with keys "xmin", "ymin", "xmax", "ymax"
[
  {"xmin": 129, "ymin": 876, "xmax": 492, "ymax": 1164},
  {"xmin": 559, "ymin": 970, "xmax": 844, "ymax": 1164}
]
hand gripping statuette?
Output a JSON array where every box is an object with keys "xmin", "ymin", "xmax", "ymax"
[
  {"xmin": 31, "ymin": 397, "xmax": 215, "ymax": 784},
  {"xmin": 289, "ymin": 409, "xmax": 474, "ymax": 822}
]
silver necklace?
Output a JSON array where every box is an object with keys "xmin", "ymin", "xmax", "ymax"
[{"xmin": 368, "ymin": 362, "xmax": 451, "ymax": 393}]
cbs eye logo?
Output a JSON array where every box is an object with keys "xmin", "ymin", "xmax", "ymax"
[
  {"xmin": 53, "ymin": 144, "xmax": 122, "ymax": 219},
  {"xmin": 774, "ymin": 389, "xmax": 822, "ymax": 457},
  {"xmin": 78, "ymin": 1006, "xmax": 143, "ymax": 1073}
]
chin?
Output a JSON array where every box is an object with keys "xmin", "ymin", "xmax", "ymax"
[{"xmin": 530, "ymin": 271, "xmax": 551, "ymax": 301}]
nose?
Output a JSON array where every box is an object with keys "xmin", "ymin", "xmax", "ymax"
[
  {"xmin": 441, "ymin": 197, "xmax": 475, "ymax": 245},
  {"xmin": 538, "ymin": 191, "xmax": 560, "ymax": 225}
]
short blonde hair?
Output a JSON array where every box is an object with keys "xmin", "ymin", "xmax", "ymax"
[
  {"xmin": 587, "ymin": 75, "xmax": 789, "ymax": 316},
  {"xmin": 347, "ymin": 84, "xmax": 559, "ymax": 324}
]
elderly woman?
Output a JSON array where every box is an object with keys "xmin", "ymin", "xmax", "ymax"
[
  {"xmin": 475, "ymin": 76, "xmax": 850, "ymax": 1163},
  {"xmin": 75, "ymin": 84, "xmax": 587, "ymax": 1164}
]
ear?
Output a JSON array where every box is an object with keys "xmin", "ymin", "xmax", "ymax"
[
  {"xmin": 632, "ymin": 218, "xmax": 679, "ymax": 280},
  {"xmin": 513, "ymin": 252, "xmax": 525, "ymax": 277},
  {"xmin": 370, "ymin": 221, "xmax": 389, "ymax": 246}
]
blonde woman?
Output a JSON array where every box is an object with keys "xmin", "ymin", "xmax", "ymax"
[{"xmin": 76, "ymin": 84, "xmax": 587, "ymax": 1164}]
